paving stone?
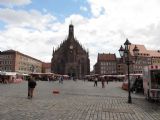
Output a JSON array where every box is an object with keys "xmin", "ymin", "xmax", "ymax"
[{"xmin": 0, "ymin": 80, "xmax": 160, "ymax": 120}]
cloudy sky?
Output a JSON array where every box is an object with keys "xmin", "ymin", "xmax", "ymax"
[{"xmin": 0, "ymin": 0, "xmax": 160, "ymax": 70}]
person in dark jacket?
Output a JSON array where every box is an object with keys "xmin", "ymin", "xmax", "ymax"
[
  {"xmin": 28, "ymin": 77, "xmax": 37, "ymax": 99},
  {"xmin": 27, "ymin": 77, "xmax": 30, "ymax": 98},
  {"xmin": 94, "ymin": 77, "xmax": 98, "ymax": 87},
  {"xmin": 101, "ymin": 78, "xmax": 105, "ymax": 88}
]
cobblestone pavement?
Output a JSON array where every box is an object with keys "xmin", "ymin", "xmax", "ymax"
[{"xmin": 0, "ymin": 80, "xmax": 160, "ymax": 120}]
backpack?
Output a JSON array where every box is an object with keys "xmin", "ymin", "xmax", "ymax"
[{"xmin": 29, "ymin": 80, "xmax": 37, "ymax": 88}]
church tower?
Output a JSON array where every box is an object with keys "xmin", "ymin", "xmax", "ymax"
[{"xmin": 68, "ymin": 24, "xmax": 74, "ymax": 38}]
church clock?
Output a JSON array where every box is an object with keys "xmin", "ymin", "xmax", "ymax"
[{"xmin": 69, "ymin": 45, "xmax": 73, "ymax": 49}]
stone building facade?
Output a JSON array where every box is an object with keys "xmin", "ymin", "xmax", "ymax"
[
  {"xmin": 94, "ymin": 53, "xmax": 117, "ymax": 75},
  {"xmin": 42, "ymin": 62, "xmax": 51, "ymax": 73},
  {"xmin": 120, "ymin": 44, "xmax": 160, "ymax": 74},
  {"xmin": 51, "ymin": 24, "xmax": 90, "ymax": 78},
  {"xmin": 117, "ymin": 58, "xmax": 125, "ymax": 75},
  {"xmin": 0, "ymin": 50, "xmax": 42, "ymax": 74}
]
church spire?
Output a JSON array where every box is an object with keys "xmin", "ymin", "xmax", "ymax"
[
  {"xmin": 68, "ymin": 23, "xmax": 74, "ymax": 39},
  {"xmin": 52, "ymin": 46, "xmax": 54, "ymax": 56}
]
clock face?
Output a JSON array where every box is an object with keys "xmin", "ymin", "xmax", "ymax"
[{"xmin": 70, "ymin": 45, "xmax": 73, "ymax": 49}]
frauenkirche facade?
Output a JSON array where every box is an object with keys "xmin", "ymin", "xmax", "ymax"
[{"xmin": 51, "ymin": 24, "xmax": 90, "ymax": 78}]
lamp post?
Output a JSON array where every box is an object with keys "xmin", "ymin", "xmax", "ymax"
[
  {"xmin": 119, "ymin": 39, "xmax": 139, "ymax": 103},
  {"xmin": 133, "ymin": 45, "xmax": 139, "ymax": 62}
]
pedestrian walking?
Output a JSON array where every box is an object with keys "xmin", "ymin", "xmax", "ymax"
[
  {"xmin": 59, "ymin": 76, "xmax": 61, "ymax": 83},
  {"xmin": 105, "ymin": 76, "xmax": 108, "ymax": 84},
  {"xmin": 27, "ymin": 77, "xmax": 30, "ymax": 98},
  {"xmin": 59, "ymin": 76, "xmax": 63, "ymax": 84},
  {"xmin": 94, "ymin": 77, "xmax": 98, "ymax": 87},
  {"xmin": 61, "ymin": 76, "xmax": 63, "ymax": 84},
  {"xmin": 101, "ymin": 77, "xmax": 105, "ymax": 88},
  {"xmin": 28, "ymin": 77, "xmax": 37, "ymax": 99}
]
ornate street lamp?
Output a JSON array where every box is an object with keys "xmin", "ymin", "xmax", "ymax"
[
  {"xmin": 119, "ymin": 39, "xmax": 139, "ymax": 104},
  {"xmin": 119, "ymin": 45, "xmax": 125, "ymax": 58}
]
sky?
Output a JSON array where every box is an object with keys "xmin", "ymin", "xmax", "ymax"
[{"xmin": 0, "ymin": 0, "xmax": 160, "ymax": 71}]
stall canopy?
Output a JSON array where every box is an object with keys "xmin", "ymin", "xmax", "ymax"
[{"xmin": 0, "ymin": 71, "xmax": 17, "ymax": 76}]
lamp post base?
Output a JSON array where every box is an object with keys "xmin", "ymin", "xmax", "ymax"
[{"xmin": 128, "ymin": 96, "xmax": 132, "ymax": 103}]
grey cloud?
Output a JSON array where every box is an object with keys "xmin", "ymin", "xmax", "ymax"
[
  {"xmin": 89, "ymin": 30, "xmax": 97, "ymax": 35},
  {"xmin": 133, "ymin": 22, "xmax": 160, "ymax": 50},
  {"xmin": 45, "ymin": 36, "xmax": 64, "ymax": 46}
]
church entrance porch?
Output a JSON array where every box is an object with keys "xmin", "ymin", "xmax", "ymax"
[{"xmin": 67, "ymin": 67, "xmax": 77, "ymax": 80}]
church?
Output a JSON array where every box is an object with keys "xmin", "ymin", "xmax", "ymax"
[{"xmin": 51, "ymin": 24, "xmax": 90, "ymax": 79}]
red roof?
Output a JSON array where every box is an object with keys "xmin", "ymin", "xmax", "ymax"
[
  {"xmin": 42, "ymin": 63, "xmax": 51, "ymax": 68},
  {"xmin": 130, "ymin": 44, "xmax": 149, "ymax": 56},
  {"xmin": 98, "ymin": 53, "xmax": 116, "ymax": 61},
  {"xmin": 130, "ymin": 44, "xmax": 160, "ymax": 57}
]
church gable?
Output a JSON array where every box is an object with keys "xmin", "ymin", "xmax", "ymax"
[{"xmin": 54, "ymin": 24, "xmax": 87, "ymax": 56}]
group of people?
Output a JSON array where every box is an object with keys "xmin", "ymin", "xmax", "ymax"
[
  {"xmin": 93, "ymin": 76, "xmax": 108, "ymax": 88},
  {"xmin": 26, "ymin": 76, "xmax": 109, "ymax": 99},
  {"xmin": 0, "ymin": 76, "xmax": 13, "ymax": 84},
  {"xmin": 0, "ymin": 77, "xmax": 7, "ymax": 84}
]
